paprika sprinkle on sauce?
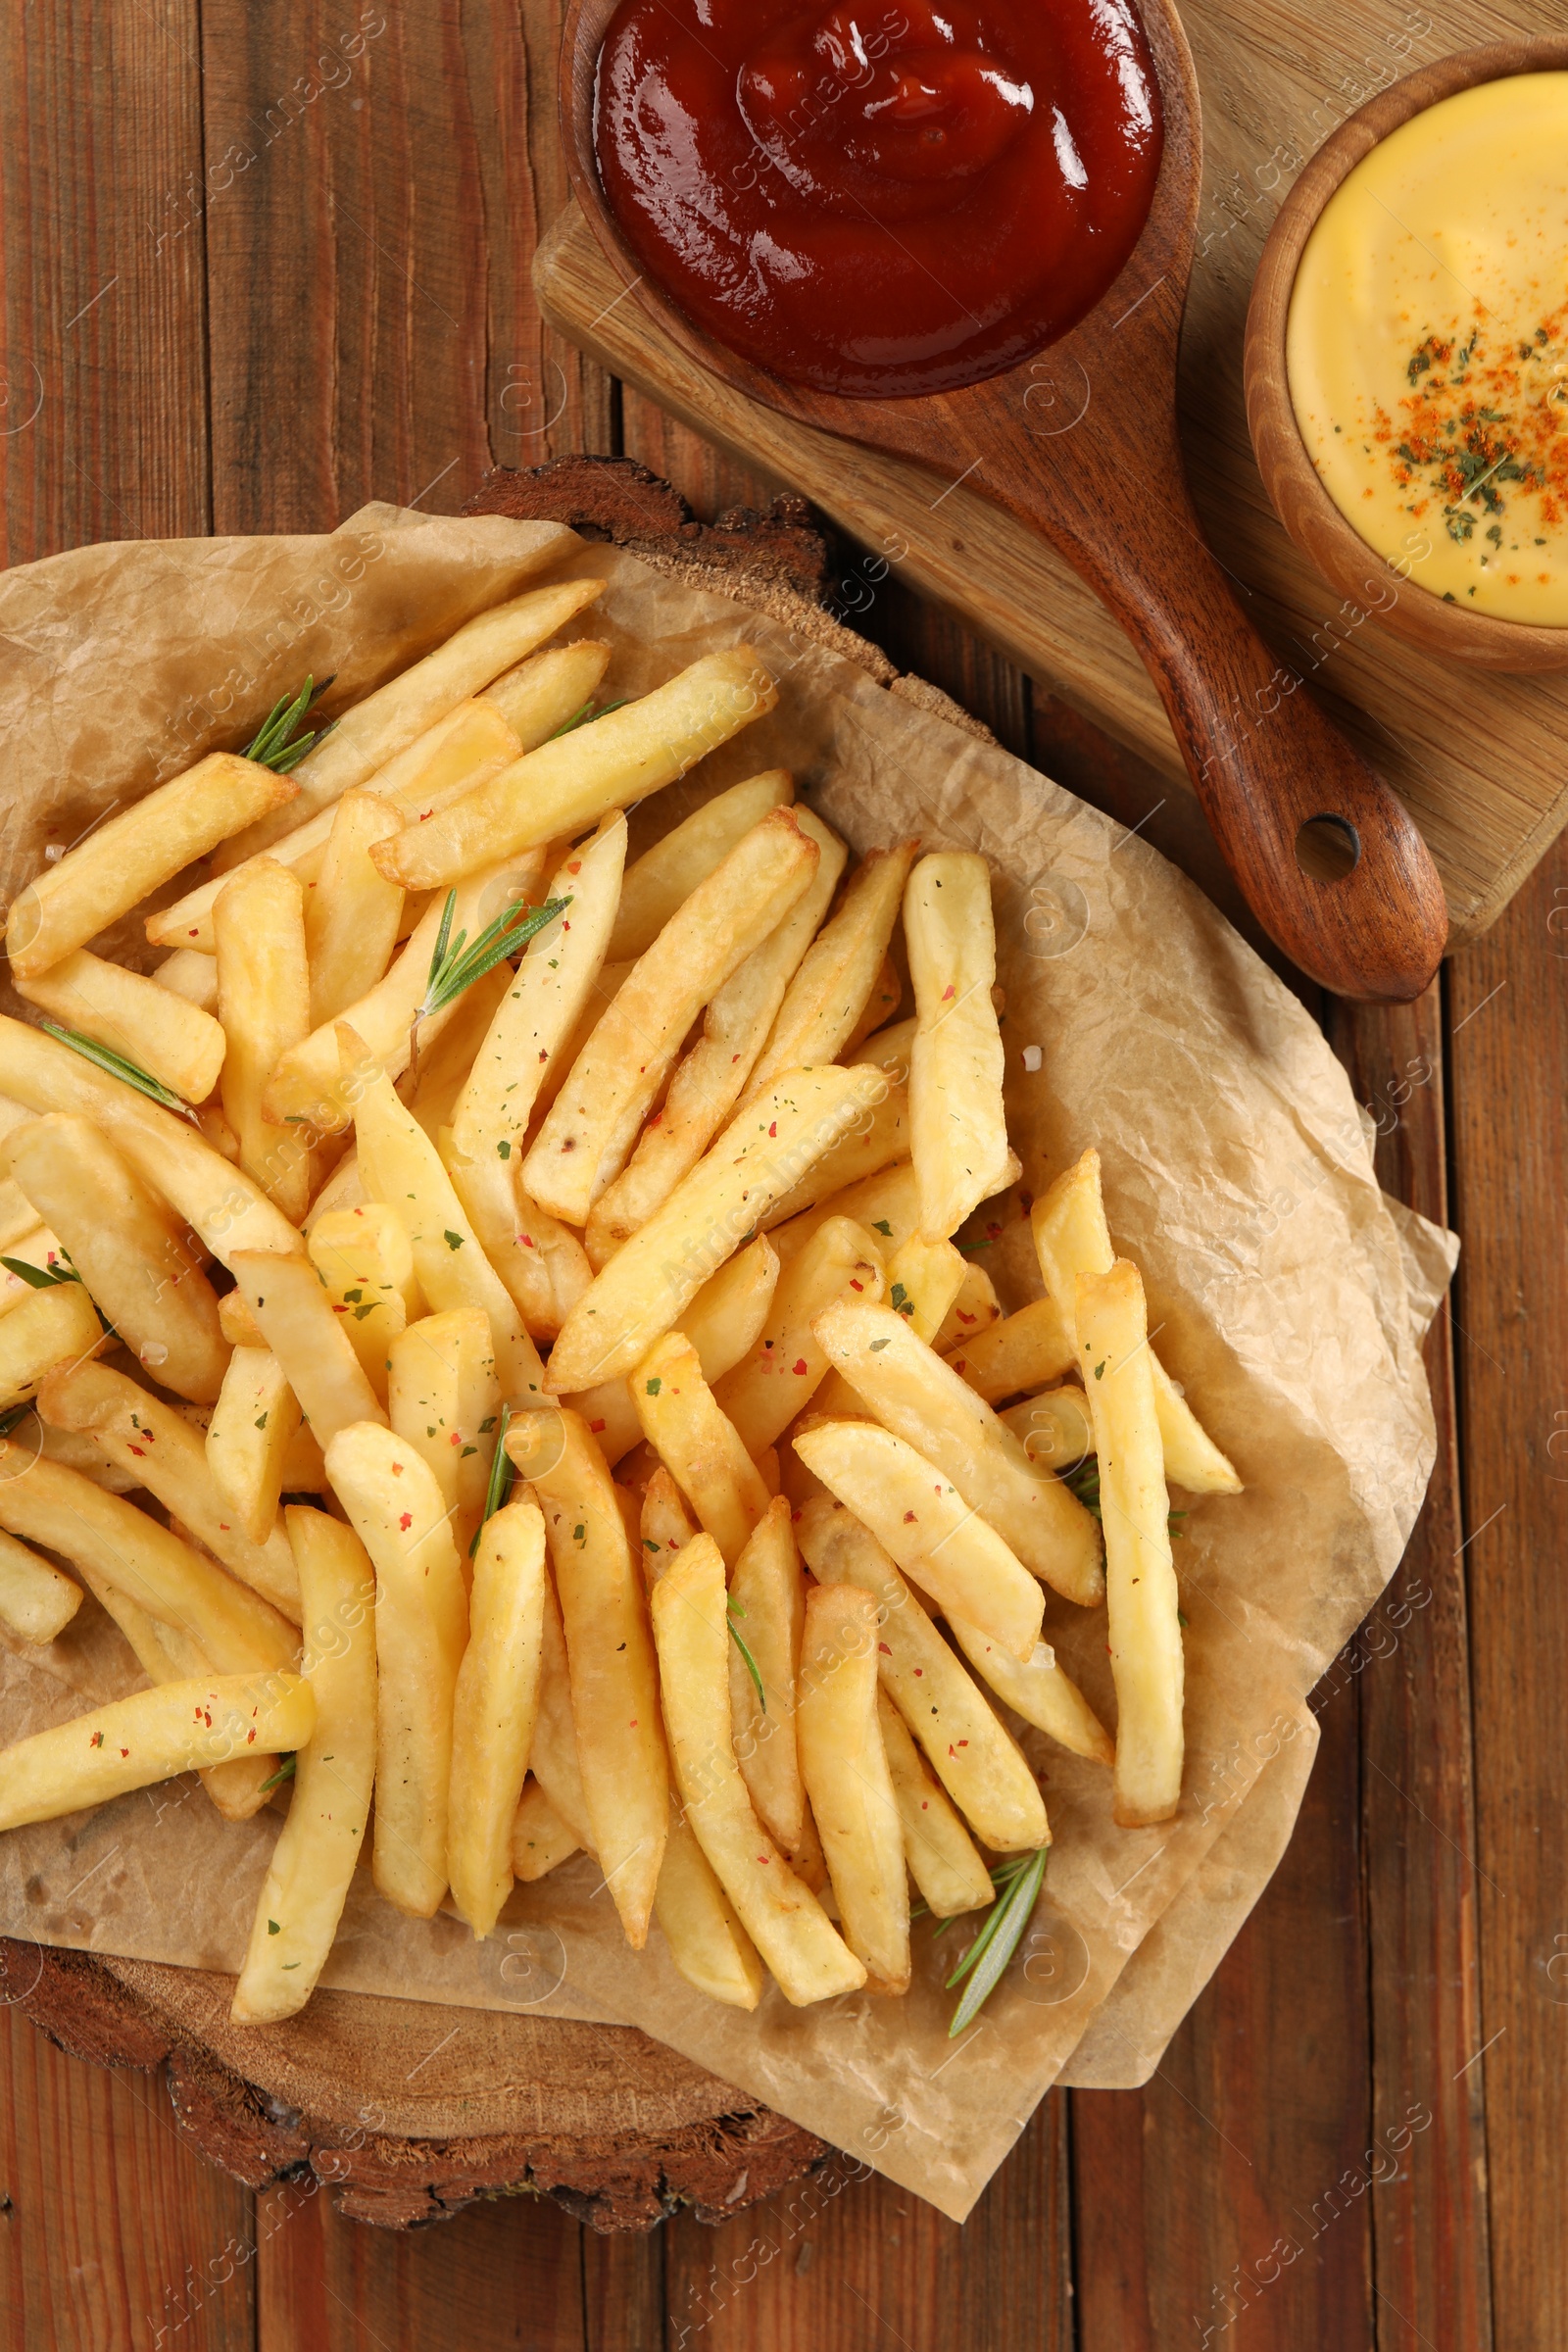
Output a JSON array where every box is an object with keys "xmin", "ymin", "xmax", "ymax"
[{"xmin": 592, "ymin": 0, "xmax": 1164, "ymax": 400}]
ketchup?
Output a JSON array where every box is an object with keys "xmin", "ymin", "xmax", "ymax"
[{"xmin": 593, "ymin": 0, "xmax": 1163, "ymax": 400}]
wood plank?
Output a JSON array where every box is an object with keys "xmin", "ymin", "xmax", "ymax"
[
  {"xmin": 582, "ymin": 2228, "xmax": 663, "ymax": 2352},
  {"xmin": 1446, "ymin": 836, "xmax": 1568, "ymax": 2352},
  {"xmin": 0, "ymin": 2000, "xmax": 255, "ymax": 2352}
]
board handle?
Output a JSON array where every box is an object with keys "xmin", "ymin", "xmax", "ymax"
[{"xmin": 998, "ymin": 460, "xmax": 1448, "ymax": 1002}]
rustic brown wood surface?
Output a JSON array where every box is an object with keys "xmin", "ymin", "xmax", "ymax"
[{"xmin": 0, "ymin": 2, "xmax": 1541, "ymax": 2348}]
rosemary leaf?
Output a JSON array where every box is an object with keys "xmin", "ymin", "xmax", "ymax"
[
  {"xmin": 39, "ymin": 1023, "xmax": 197, "ymax": 1120},
  {"xmin": 0, "ymin": 1253, "xmax": 80, "ymax": 1291},
  {"xmin": 257, "ymin": 1755, "xmax": 298, "ymax": 1795},
  {"xmin": 548, "ymin": 697, "xmax": 627, "ymax": 741},
  {"xmin": 947, "ymin": 1846, "xmax": 1050, "ymax": 2035},
  {"xmin": 421, "ymin": 894, "xmax": 571, "ymax": 1025},
  {"xmin": 243, "ymin": 676, "xmax": 332, "ymax": 774},
  {"xmin": 727, "ymin": 1602, "xmax": 767, "ymax": 1716},
  {"xmin": 467, "ymin": 1403, "xmax": 514, "ymax": 1558}
]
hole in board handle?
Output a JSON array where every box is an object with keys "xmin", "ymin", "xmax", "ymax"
[{"xmin": 1295, "ymin": 816, "xmax": 1361, "ymax": 884}]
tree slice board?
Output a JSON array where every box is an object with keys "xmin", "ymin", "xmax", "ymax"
[{"xmin": 531, "ymin": 0, "xmax": 1568, "ymax": 946}]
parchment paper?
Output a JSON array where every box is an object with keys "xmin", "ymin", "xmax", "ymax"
[{"xmin": 0, "ymin": 508, "xmax": 1454, "ymax": 2222}]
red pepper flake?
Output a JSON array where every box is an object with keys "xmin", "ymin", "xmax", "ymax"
[
  {"xmin": 391, "ymin": 1461, "xmax": 403, "ymax": 1475},
  {"xmin": 90, "ymin": 1730, "xmax": 104, "ymax": 1747},
  {"xmin": 942, "ymin": 983, "xmax": 956, "ymax": 1001},
  {"xmin": 768, "ymin": 1121, "xmax": 778, "ymax": 1138},
  {"xmin": 120, "ymin": 1747, "xmax": 129, "ymax": 1758},
  {"xmin": 567, "ymin": 859, "xmax": 582, "ymax": 875},
  {"xmin": 399, "ymin": 1511, "xmax": 413, "ymax": 1531},
  {"xmin": 850, "ymin": 1279, "xmax": 863, "ymax": 1292},
  {"xmin": 958, "ymin": 1309, "xmax": 976, "ymax": 1325},
  {"xmin": 589, "ymin": 1418, "xmax": 606, "ymax": 1434},
  {"xmin": 792, "ymin": 1358, "xmax": 808, "ymax": 1377},
  {"xmin": 247, "ymin": 1730, "xmax": 257, "ymax": 1744},
  {"xmin": 878, "ymin": 1642, "xmax": 892, "ymax": 1655},
  {"xmin": 904, "ymin": 1510, "xmax": 916, "ymax": 1523}
]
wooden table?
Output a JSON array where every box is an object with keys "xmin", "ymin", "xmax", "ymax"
[{"xmin": 0, "ymin": 4, "xmax": 1553, "ymax": 2345}]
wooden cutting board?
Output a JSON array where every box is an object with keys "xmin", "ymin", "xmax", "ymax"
[{"xmin": 534, "ymin": 0, "xmax": 1567, "ymax": 947}]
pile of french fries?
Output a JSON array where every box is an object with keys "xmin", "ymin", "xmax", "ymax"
[{"xmin": 0, "ymin": 568, "xmax": 1241, "ymax": 2028}]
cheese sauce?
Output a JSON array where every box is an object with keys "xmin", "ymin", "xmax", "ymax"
[{"xmin": 1287, "ymin": 73, "xmax": 1568, "ymax": 626}]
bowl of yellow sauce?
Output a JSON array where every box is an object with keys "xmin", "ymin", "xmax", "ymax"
[{"xmin": 1246, "ymin": 44, "xmax": 1568, "ymax": 673}]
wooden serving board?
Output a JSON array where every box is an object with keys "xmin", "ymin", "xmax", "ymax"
[{"xmin": 534, "ymin": 0, "xmax": 1567, "ymax": 947}]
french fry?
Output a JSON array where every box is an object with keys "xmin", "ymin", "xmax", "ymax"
[
  {"xmin": 653, "ymin": 1806, "xmax": 766, "ymax": 2010},
  {"xmin": 608, "ymin": 771, "xmax": 795, "ymax": 962},
  {"xmin": 796, "ymin": 1495, "xmax": 1049, "ymax": 1852},
  {"xmin": 998, "ymin": 1386, "xmax": 1095, "ymax": 1472},
  {"xmin": 760, "ymin": 1079, "xmax": 909, "ymax": 1230},
  {"xmin": 1077, "ymin": 1260, "xmax": 1184, "ymax": 1825},
  {"xmin": 215, "ymin": 858, "xmax": 314, "ymax": 1222},
  {"xmin": 792, "ymin": 1419, "xmax": 1045, "ymax": 1660},
  {"xmin": 650, "ymin": 1532, "xmax": 864, "ymax": 2004},
  {"xmin": 529, "ymin": 1571, "xmax": 595, "ymax": 1851},
  {"xmin": 942, "ymin": 1295, "xmax": 1076, "ymax": 1404},
  {"xmin": 372, "ymin": 649, "xmax": 780, "ymax": 892},
  {"xmin": 714, "ymin": 1216, "xmax": 885, "ymax": 1456},
  {"xmin": 848, "ymin": 1012, "xmax": 915, "ymax": 1078},
  {"xmin": 812, "ymin": 1299, "xmax": 1103, "ymax": 1607},
  {"xmin": 798, "ymin": 1584, "xmax": 909, "ymax": 1991},
  {"xmin": 523, "ymin": 809, "xmax": 819, "ymax": 1226},
  {"xmin": 207, "ymin": 1348, "xmax": 301, "ymax": 1544},
  {"xmin": 0, "ymin": 1281, "xmax": 104, "ymax": 1409},
  {"xmin": 944, "ymin": 1617, "xmax": 1115, "ymax": 1766},
  {"xmin": 304, "ymin": 790, "xmax": 406, "ymax": 1026},
  {"xmin": 884, "ymin": 1234, "xmax": 965, "ymax": 1343},
  {"xmin": 38, "ymin": 1358, "xmax": 303, "ymax": 1622},
  {"xmin": 231, "ymin": 1509, "xmax": 378, "ymax": 2020},
  {"xmin": 388, "ymin": 1308, "xmax": 501, "ymax": 1560},
  {"xmin": 727, "ymin": 1495, "xmax": 808, "ymax": 1854},
  {"xmin": 767, "ymin": 1159, "xmax": 920, "ymax": 1266},
  {"xmin": 842, "ymin": 956, "xmax": 902, "ymax": 1055},
  {"xmin": 449, "ymin": 816, "xmax": 627, "ymax": 1168},
  {"xmin": 512, "ymin": 1777, "xmax": 580, "ymax": 1881},
  {"xmin": 231, "ymin": 1250, "xmax": 387, "ymax": 1450},
  {"xmin": 324, "ymin": 1421, "xmax": 469, "ymax": 1917},
  {"xmin": 545, "ymin": 1065, "xmax": 887, "ymax": 1394},
  {"xmin": 16, "ymin": 950, "xmax": 225, "ymax": 1103},
  {"xmin": 584, "ymin": 809, "xmax": 847, "ymax": 1264},
  {"xmin": 154, "ymin": 948, "xmax": 220, "ymax": 1013},
  {"xmin": 303, "ymin": 1149, "xmax": 365, "ymax": 1232},
  {"xmin": 905, "ymin": 851, "xmax": 1015, "ymax": 1242},
  {"xmin": 447, "ymin": 1496, "xmax": 547, "ymax": 1936},
  {"xmin": 0, "ymin": 1528, "xmax": 82, "ymax": 1646},
  {"xmin": 407, "ymin": 965, "xmax": 514, "ymax": 1140},
  {"xmin": 639, "ymin": 1466, "xmax": 700, "ymax": 1592},
  {"xmin": 1032, "ymin": 1150, "xmax": 1242, "ymax": 1494},
  {"xmin": 632, "ymin": 1332, "xmax": 770, "ymax": 1571},
  {"xmin": 479, "ymin": 637, "xmax": 612, "ymax": 746},
  {"xmin": 506, "ymin": 1408, "xmax": 669, "ymax": 1945},
  {"xmin": 445, "ymin": 1148, "xmax": 591, "ymax": 1343},
  {"xmin": 0, "ymin": 1671, "xmax": 314, "ymax": 1833},
  {"xmin": 219, "ymin": 1291, "xmax": 267, "ymax": 1348},
  {"xmin": 0, "ymin": 1016, "xmax": 303, "ymax": 1267},
  {"xmin": 875, "ymin": 1690, "xmax": 993, "ymax": 1919},
  {"xmin": 308, "ymin": 1202, "xmax": 420, "ymax": 1399},
  {"xmin": 217, "ymin": 576, "xmax": 607, "ymax": 861},
  {"xmin": 7, "ymin": 754, "xmax": 297, "ymax": 981},
  {"xmin": 932, "ymin": 1260, "xmax": 1002, "ymax": 1355},
  {"xmin": 349, "ymin": 1055, "xmax": 547, "ymax": 1404},
  {"xmin": 4, "ymin": 1114, "xmax": 229, "ymax": 1403},
  {"xmin": 740, "ymin": 843, "xmax": 918, "ymax": 1107}
]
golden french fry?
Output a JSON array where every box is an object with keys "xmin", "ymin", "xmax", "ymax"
[
  {"xmin": 546, "ymin": 1066, "xmax": 887, "ymax": 1394},
  {"xmin": 4, "ymin": 1114, "xmax": 228, "ymax": 1403},
  {"xmin": 507, "ymin": 1408, "xmax": 669, "ymax": 1944},
  {"xmin": 654, "ymin": 1802, "xmax": 767, "ymax": 2010},
  {"xmin": 998, "ymin": 1386, "xmax": 1095, "ymax": 1472},
  {"xmin": 449, "ymin": 816, "xmax": 627, "ymax": 1169},
  {"xmin": 943, "ymin": 1295, "xmax": 1076, "ymax": 1404},
  {"xmin": 1078, "ymin": 1260, "xmax": 1184, "ymax": 1825},
  {"xmin": 843, "ymin": 956, "xmax": 903, "ymax": 1056},
  {"xmin": 608, "ymin": 771, "xmax": 795, "ymax": 962},
  {"xmin": 207, "ymin": 1348, "xmax": 302, "ymax": 1545},
  {"xmin": 0, "ymin": 1281, "xmax": 104, "ymax": 1410},
  {"xmin": 0, "ymin": 1670, "xmax": 314, "ymax": 1833},
  {"xmin": 905, "ymin": 851, "xmax": 1015, "ymax": 1242},
  {"xmin": 0, "ymin": 1528, "xmax": 82, "ymax": 1645},
  {"xmin": 446, "ymin": 1150, "xmax": 591, "ymax": 1342},
  {"xmin": 767, "ymin": 1160, "xmax": 918, "ymax": 1267},
  {"xmin": 741, "ymin": 843, "xmax": 918, "ymax": 1107},
  {"xmin": 349, "ymin": 1056, "xmax": 546, "ymax": 1405},
  {"xmin": 931, "ymin": 1260, "xmax": 1001, "ymax": 1355},
  {"xmin": 231, "ymin": 1509, "xmax": 378, "ymax": 2021},
  {"xmin": 219, "ymin": 1291, "xmax": 267, "ymax": 1348},
  {"xmin": 525, "ymin": 958, "xmax": 633, "ymax": 1128},
  {"xmin": 714, "ymin": 1216, "xmax": 885, "ymax": 1456},
  {"xmin": 565, "ymin": 1235, "xmax": 779, "ymax": 1470},
  {"xmin": 798, "ymin": 1583, "xmax": 909, "ymax": 1991},
  {"xmin": 0, "ymin": 1017, "xmax": 302, "ymax": 1268},
  {"xmin": 812, "ymin": 1299, "xmax": 1103, "ymax": 1607},
  {"xmin": 632, "ymin": 1333, "xmax": 770, "ymax": 1571},
  {"xmin": 303, "ymin": 1149, "xmax": 365, "ymax": 1233},
  {"xmin": 848, "ymin": 1012, "xmax": 915, "ymax": 1078},
  {"xmin": 529, "ymin": 1570, "xmax": 595, "ymax": 1851},
  {"xmin": 232, "ymin": 1250, "xmax": 387, "ymax": 1451},
  {"xmin": 388, "ymin": 1308, "xmax": 501, "ymax": 1561},
  {"xmin": 153, "ymin": 948, "xmax": 220, "ymax": 1013},
  {"xmin": 1033, "ymin": 1150, "xmax": 1242, "ymax": 1494},
  {"xmin": 792, "ymin": 1419, "xmax": 1044, "ymax": 1660},
  {"xmin": 324, "ymin": 1421, "xmax": 469, "ymax": 1917},
  {"xmin": 584, "ymin": 811, "xmax": 847, "ymax": 1266},
  {"xmin": 16, "ymin": 951, "xmax": 225, "ymax": 1103},
  {"xmin": 796, "ymin": 1495, "xmax": 1049, "ymax": 1852},
  {"xmin": 304, "ymin": 790, "xmax": 406, "ymax": 1027},
  {"xmin": 524, "ymin": 810, "xmax": 819, "ymax": 1226},
  {"xmin": 215, "ymin": 858, "xmax": 314, "ymax": 1222},
  {"xmin": 945, "ymin": 1616, "xmax": 1115, "ymax": 1766},
  {"xmin": 7, "ymin": 754, "xmax": 297, "ymax": 981},
  {"xmin": 447, "ymin": 1496, "xmax": 547, "ymax": 1937},
  {"xmin": 512, "ymin": 1777, "xmax": 580, "ymax": 1881},
  {"xmin": 307, "ymin": 1201, "xmax": 419, "ymax": 1400},
  {"xmin": 39, "ymin": 1357, "xmax": 303, "ymax": 1622},
  {"xmin": 639, "ymin": 1465, "xmax": 700, "ymax": 1592},
  {"xmin": 727, "ymin": 1495, "xmax": 808, "ymax": 1855},
  {"xmin": 406, "ymin": 965, "xmax": 514, "ymax": 1141},
  {"xmin": 373, "ymin": 649, "xmax": 779, "ymax": 892},
  {"xmin": 875, "ymin": 1690, "xmax": 993, "ymax": 1919},
  {"xmin": 480, "ymin": 637, "xmax": 612, "ymax": 746},
  {"xmin": 884, "ymin": 1234, "xmax": 965, "ymax": 1344},
  {"xmin": 760, "ymin": 1079, "xmax": 909, "ymax": 1231},
  {"xmin": 650, "ymin": 1532, "xmax": 864, "ymax": 2004}
]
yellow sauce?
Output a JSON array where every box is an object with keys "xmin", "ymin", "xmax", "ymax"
[{"xmin": 1287, "ymin": 73, "xmax": 1568, "ymax": 626}]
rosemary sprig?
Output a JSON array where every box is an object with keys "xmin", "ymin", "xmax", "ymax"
[
  {"xmin": 39, "ymin": 1023, "xmax": 198, "ymax": 1121},
  {"xmin": 727, "ymin": 1599, "xmax": 766, "ymax": 1715},
  {"xmin": 419, "ymin": 893, "xmax": 572, "ymax": 1026},
  {"xmin": 243, "ymin": 676, "xmax": 333, "ymax": 774},
  {"xmin": 258, "ymin": 1756, "xmax": 297, "ymax": 1795},
  {"xmin": 548, "ymin": 697, "xmax": 627, "ymax": 741},
  {"xmin": 467, "ymin": 1404, "xmax": 514, "ymax": 1557},
  {"xmin": 944, "ymin": 1847, "xmax": 1050, "ymax": 2035},
  {"xmin": 1, "ymin": 1250, "xmax": 81, "ymax": 1291}
]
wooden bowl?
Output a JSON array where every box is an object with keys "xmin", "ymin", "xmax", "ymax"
[{"xmin": 1245, "ymin": 40, "xmax": 1568, "ymax": 676}]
